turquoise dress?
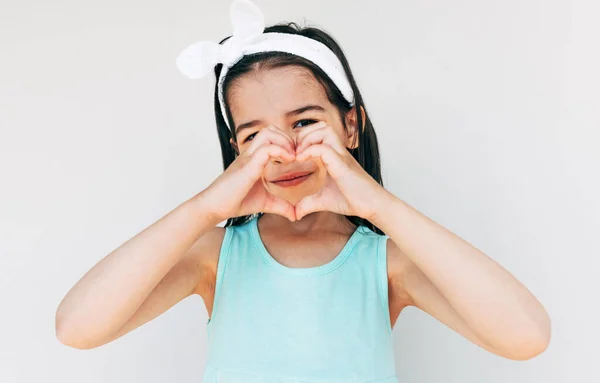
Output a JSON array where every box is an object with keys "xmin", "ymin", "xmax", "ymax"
[{"xmin": 202, "ymin": 214, "xmax": 398, "ymax": 382}]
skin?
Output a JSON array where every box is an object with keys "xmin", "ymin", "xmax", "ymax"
[{"xmin": 55, "ymin": 65, "xmax": 551, "ymax": 362}]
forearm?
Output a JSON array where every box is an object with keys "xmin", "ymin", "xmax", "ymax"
[
  {"xmin": 55, "ymin": 190, "xmax": 220, "ymax": 343},
  {"xmin": 371, "ymin": 190, "xmax": 550, "ymax": 350}
]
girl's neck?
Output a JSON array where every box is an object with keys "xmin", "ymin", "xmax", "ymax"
[{"xmin": 258, "ymin": 211, "xmax": 356, "ymax": 237}]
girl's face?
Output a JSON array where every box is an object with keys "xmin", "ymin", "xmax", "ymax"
[{"xmin": 227, "ymin": 65, "xmax": 361, "ymax": 180}]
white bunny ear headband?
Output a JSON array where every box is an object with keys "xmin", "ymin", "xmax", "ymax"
[{"xmin": 175, "ymin": 0, "xmax": 355, "ymax": 131}]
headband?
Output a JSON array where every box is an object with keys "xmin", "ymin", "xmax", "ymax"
[{"xmin": 175, "ymin": 0, "xmax": 355, "ymax": 131}]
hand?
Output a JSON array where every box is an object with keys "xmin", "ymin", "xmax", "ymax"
[
  {"xmin": 202, "ymin": 127, "xmax": 298, "ymax": 222},
  {"xmin": 293, "ymin": 122, "xmax": 388, "ymax": 221}
]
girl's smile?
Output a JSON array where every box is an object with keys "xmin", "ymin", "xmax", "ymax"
[{"xmin": 270, "ymin": 171, "xmax": 314, "ymax": 187}]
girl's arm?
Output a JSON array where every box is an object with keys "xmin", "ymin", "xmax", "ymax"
[
  {"xmin": 55, "ymin": 127, "xmax": 300, "ymax": 350},
  {"xmin": 55, "ymin": 191, "xmax": 222, "ymax": 349},
  {"xmin": 288, "ymin": 120, "xmax": 550, "ymax": 359},
  {"xmin": 373, "ymin": 191, "xmax": 551, "ymax": 360}
]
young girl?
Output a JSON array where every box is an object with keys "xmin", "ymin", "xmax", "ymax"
[{"xmin": 55, "ymin": 1, "xmax": 551, "ymax": 382}]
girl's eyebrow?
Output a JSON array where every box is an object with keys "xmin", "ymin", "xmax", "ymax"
[
  {"xmin": 235, "ymin": 104, "xmax": 325, "ymax": 134},
  {"xmin": 286, "ymin": 104, "xmax": 326, "ymax": 117}
]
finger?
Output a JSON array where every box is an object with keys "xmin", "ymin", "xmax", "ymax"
[
  {"xmin": 296, "ymin": 125, "xmax": 346, "ymax": 155},
  {"xmin": 294, "ymin": 144, "xmax": 337, "ymax": 167},
  {"xmin": 294, "ymin": 121, "xmax": 327, "ymax": 145},
  {"xmin": 266, "ymin": 125, "xmax": 296, "ymax": 151},
  {"xmin": 246, "ymin": 127, "xmax": 295, "ymax": 156},
  {"xmin": 251, "ymin": 144, "xmax": 296, "ymax": 168}
]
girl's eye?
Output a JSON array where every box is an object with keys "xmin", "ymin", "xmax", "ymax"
[
  {"xmin": 294, "ymin": 119, "xmax": 318, "ymax": 128},
  {"xmin": 244, "ymin": 132, "xmax": 258, "ymax": 143},
  {"xmin": 243, "ymin": 120, "xmax": 319, "ymax": 143}
]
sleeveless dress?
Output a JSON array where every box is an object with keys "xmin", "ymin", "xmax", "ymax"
[{"xmin": 202, "ymin": 214, "xmax": 398, "ymax": 383}]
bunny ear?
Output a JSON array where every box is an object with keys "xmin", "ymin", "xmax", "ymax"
[
  {"xmin": 176, "ymin": 40, "xmax": 221, "ymax": 79},
  {"xmin": 230, "ymin": 0, "xmax": 265, "ymax": 43},
  {"xmin": 175, "ymin": 0, "xmax": 265, "ymax": 79}
]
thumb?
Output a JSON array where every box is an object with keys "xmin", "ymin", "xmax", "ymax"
[
  {"xmin": 264, "ymin": 195, "xmax": 297, "ymax": 222},
  {"xmin": 295, "ymin": 194, "xmax": 323, "ymax": 221}
]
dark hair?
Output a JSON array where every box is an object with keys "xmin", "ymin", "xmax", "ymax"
[{"xmin": 213, "ymin": 22, "xmax": 385, "ymax": 235}]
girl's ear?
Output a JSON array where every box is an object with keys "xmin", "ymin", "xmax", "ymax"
[
  {"xmin": 230, "ymin": 138, "xmax": 240, "ymax": 155},
  {"xmin": 344, "ymin": 105, "xmax": 366, "ymax": 150}
]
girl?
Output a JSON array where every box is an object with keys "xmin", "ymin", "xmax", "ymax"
[{"xmin": 55, "ymin": 1, "xmax": 551, "ymax": 382}]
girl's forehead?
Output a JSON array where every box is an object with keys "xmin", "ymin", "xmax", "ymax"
[{"xmin": 228, "ymin": 66, "xmax": 330, "ymax": 120}]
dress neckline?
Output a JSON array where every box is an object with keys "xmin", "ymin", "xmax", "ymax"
[{"xmin": 250, "ymin": 215, "xmax": 363, "ymax": 276}]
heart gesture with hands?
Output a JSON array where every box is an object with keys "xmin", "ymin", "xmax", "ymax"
[{"xmin": 202, "ymin": 121, "xmax": 387, "ymax": 223}]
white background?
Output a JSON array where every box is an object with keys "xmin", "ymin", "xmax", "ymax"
[{"xmin": 1, "ymin": 0, "xmax": 598, "ymax": 382}]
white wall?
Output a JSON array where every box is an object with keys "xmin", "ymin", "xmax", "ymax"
[{"xmin": 1, "ymin": 0, "xmax": 597, "ymax": 382}]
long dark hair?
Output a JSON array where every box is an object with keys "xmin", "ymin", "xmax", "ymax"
[{"xmin": 213, "ymin": 22, "xmax": 385, "ymax": 235}]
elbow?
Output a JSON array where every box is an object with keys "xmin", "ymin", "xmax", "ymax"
[
  {"xmin": 500, "ymin": 314, "xmax": 552, "ymax": 361},
  {"xmin": 56, "ymin": 325, "xmax": 99, "ymax": 350},
  {"xmin": 56, "ymin": 335, "xmax": 90, "ymax": 350},
  {"xmin": 505, "ymin": 332, "xmax": 550, "ymax": 361},
  {"xmin": 55, "ymin": 310, "xmax": 97, "ymax": 350},
  {"xmin": 55, "ymin": 319, "xmax": 89, "ymax": 350}
]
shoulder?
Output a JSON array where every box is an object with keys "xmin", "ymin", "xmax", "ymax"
[{"xmin": 360, "ymin": 229, "xmax": 408, "ymax": 282}]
